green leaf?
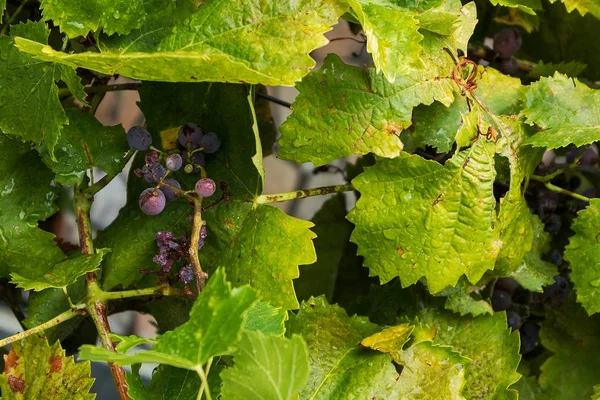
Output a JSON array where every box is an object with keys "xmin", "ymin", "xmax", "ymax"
[
  {"xmin": 523, "ymin": 73, "xmax": 600, "ymax": 149},
  {"xmin": 41, "ymin": 0, "xmax": 150, "ymax": 37},
  {"xmin": 79, "ymin": 268, "xmax": 258, "ymax": 370},
  {"xmin": 244, "ymin": 301, "xmax": 287, "ymax": 337},
  {"xmin": 395, "ymin": 341, "xmax": 469, "ymax": 399},
  {"xmin": 16, "ymin": 0, "xmax": 345, "ymax": 85},
  {"xmin": 490, "ymin": 0, "xmax": 542, "ymax": 15},
  {"xmin": 360, "ymin": 324, "xmax": 414, "ymax": 360},
  {"xmin": 11, "ymin": 249, "xmax": 109, "ymax": 291},
  {"xmin": 202, "ymin": 202, "xmax": 316, "ymax": 310},
  {"xmin": 512, "ymin": 375, "xmax": 544, "ymax": 400},
  {"xmin": 539, "ymin": 297, "xmax": 600, "ymax": 399},
  {"xmin": 0, "ymin": 21, "xmax": 82, "ymax": 157},
  {"xmin": 287, "ymin": 296, "xmax": 399, "ymax": 399},
  {"xmin": 495, "ymin": 117, "xmax": 545, "ymax": 276},
  {"xmin": 40, "ymin": 109, "xmax": 129, "ymax": 186},
  {"xmin": 295, "ymin": 194, "xmax": 352, "ymax": 302},
  {"xmin": 413, "ymin": 67, "xmax": 522, "ymax": 154},
  {"xmin": 348, "ymin": 138, "xmax": 500, "ymax": 294},
  {"xmin": 278, "ymin": 53, "xmax": 455, "ymax": 166},
  {"xmin": 509, "ymin": 215, "xmax": 556, "ymax": 292},
  {"xmin": 126, "ymin": 364, "xmax": 200, "ymax": 400},
  {"xmin": 0, "ymin": 335, "xmax": 94, "ymax": 400},
  {"xmin": 345, "ymin": 0, "xmax": 422, "ymax": 82},
  {"xmin": 440, "ymin": 277, "xmax": 494, "ymax": 316},
  {"xmin": 22, "ymin": 279, "xmax": 87, "ymax": 343},
  {"xmin": 564, "ymin": 198, "xmax": 600, "ymax": 314},
  {"xmin": 548, "ymin": 0, "xmax": 600, "ymax": 19},
  {"xmin": 0, "ymin": 134, "xmax": 65, "ymax": 279},
  {"xmin": 529, "ymin": 60, "xmax": 587, "ymax": 78},
  {"xmin": 415, "ymin": 309, "xmax": 522, "ymax": 399},
  {"xmin": 220, "ymin": 332, "xmax": 310, "ymax": 400}
]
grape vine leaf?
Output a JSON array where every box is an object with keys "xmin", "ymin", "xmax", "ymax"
[
  {"xmin": 40, "ymin": 0, "xmax": 149, "ymax": 37},
  {"xmin": 395, "ymin": 341, "xmax": 469, "ymax": 399},
  {"xmin": 564, "ymin": 198, "xmax": 600, "ymax": 314},
  {"xmin": 360, "ymin": 324, "xmax": 414, "ymax": 358},
  {"xmin": 0, "ymin": 134, "xmax": 66, "ymax": 279},
  {"xmin": 344, "ymin": 0, "xmax": 422, "ymax": 82},
  {"xmin": 11, "ymin": 248, "xmax": 109, "ymax": 291},
  {"xmin": 277, "ymin": 53, "xmax": 455, "ymax": 166},
  {"xmin": 287, "ymin": 296, "xmax": 399, "ymax": 399},
  {"xmin": 414, "ymin": 67, "xmax": 523, "ymax": 153},
  {"xmin": 202, "ymin": 202, "xmax": 316, "ymax": 310},
  {"xmin": 528, "ymin": 60, "xmax": 587, "ymax": 78},
  {"xmin": 80, "ymin": 268, "xmax": 258, "ymax": 370},
  {"xmin": 523, "ymin": 73, "xmax": 600, "ymax": 149},
  {"xmin": 509, "ymin": 214, "xmax": 556, "ymax": 292},
  {"xmin": 126, "ymin": 364, "xmax": 201, "ymax": 400},
  {"xmin": 539, "ymin": 297, "xmax": 600, "ymax": 399},
  {"xmin": 0, "ymin": 335, "xmax": 94, "ymax": 400},
  {"xmin": 22, "ymin": 279, "xmax": 87, "ymax": 343},
  {"xmin": 295, "ymin": 194, "xmax": 352, "ymax": 302},
  {"xmin": 594, "ymin": 385, "xmax": 600, "ymax": 400},
  {"xmin": 495, "ymin": 117, "xmax": 545, "ymax": 276},
  {"xmin": 40, "ymin": 109, "xmax": 129, "ymax": 186},
  {"xmin": 548, "ymin": 0, "xmax": 600, "ymax": 19},
  {"xmin": 414, "ymin": 309, "xmax": 522, "ymax": 399},
  {"xmin": 439, "ymin": 277, "xmax": 494, "ymax": 316},
  {"xmin": 244, "ymin": 301, "xmax": 287, "ymax": 337},
  {"xmin": 511, "ymin": 375, "xmax": 544, "ymax": 400},
  {"xmin": 220, "ymin": 332, "xmax": 310, "ymax": 400},
  {"xmin": 348, "ymin": 137, "xmax": 500, "ymax": 294},
  {"xmin": 16, "ymin": 0, "xmax": 345, "ymax": 85},
  {"xmin": 0, "ymin": 21, "xmax": 85, "ymax": 158},
  {"xmin": 490, "ymin": 0, "xmax": 542, "ymax": 14}
]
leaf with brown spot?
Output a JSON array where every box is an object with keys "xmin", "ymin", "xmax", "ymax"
[{"xmin": 0, "ymin": 335, "xmax": 94, "ymax": 400}]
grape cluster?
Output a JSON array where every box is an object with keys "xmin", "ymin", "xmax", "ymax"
[
  {"xmin": 493, "ymin": 28, "xmax": 522, "ymax": 75},
  {"xmin": 126, "ymin": 124, "xmax": 222, "ymax": 216},
  {"xmin": 150, "ymin": 231, "xmax": 203, "ymax": 285}
]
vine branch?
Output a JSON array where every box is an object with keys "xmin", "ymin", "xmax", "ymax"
[
  {"xmin": 0, "ymin": 308, "xmax": 83, "ymax": 348},
  {"xmin": 254, "ymin": 183, "xmax": 355, "ymax": 204},
  {"xmin": 100, "ymin": 285, "xmax": 192, "ymax": 302},
  {"xmin": 530, "ymin": 175, "xmax": 591, "ymax": 203},
  {"xmin": 58, "ymin": 83, "xmax": 142, "ymax": 100},
  {"xmin": 74, "ymin": 184, "xmax": 131, "ymax": 400},
  {"xmin": 190, "ymin": 196, "xmax": 208, "ymax": 293},
  {"xmin": 86, "ymin": 149, "xmax": 135, "ymax": 195}
]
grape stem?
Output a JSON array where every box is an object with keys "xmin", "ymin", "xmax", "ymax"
[
  {"xmin": 0, "ymin": 307, "xmax": 85, "ymax": 348},
  {"xmin": 197, "ymin": 357, "xmax": 213, "ymax": 400},
  {"xmin": 254, "ymin": 183, "xmax": 355, "ymax": 204},
  {"xmin": 74, "ymin": 183, "xmax": 131, "ymax": 400},
  {"xmin": 530, "ymin": 175, "xmax": 591, "ymax": 202},
  {"xmin": 190, "ymin": 196, "xmax": 208, "ymax": 293},
  {"xmin": 100, "ymin": 285, "xmax": 192, "ymax": 301}
]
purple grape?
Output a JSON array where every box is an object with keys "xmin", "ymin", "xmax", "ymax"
[
  {"xmin": 201, "ymin": 132, "xmax": 221, "ymax": 154},
  {"xmin": 498, "ymin": 57, "xmax": 519, "ymax": 75},
  {"xmin": 177, "ymin": 123, "xmax": 203, "ymax": 148},
  {"xmin": 166, "ymin": 154, "xmax": 183, "ymax": 171},
  {"xmin": 542, "ymin": 275, "xmax": 569, "ymax": 307},
  {"xmin": 161, "ymin": 179, "xmax": 181, "ymax": 200},
  {"xmin": 127, "ymin": 126, "xmax": 152, "ymax": 151},
  {"xmin": 195, "ymin": 178, "xmax": 216, "ymax": 197},
  {"xmin": 145, "ymin": 150, "xmax": 159, "ymax": 164},
  {"xmin": 580, "ymin": 147, "xmax": 598, "ymax": 166},
  {"xmin": 143, "ymin": 162, "xmax": 166, "ymax": 185},
  {"xmin": 506, "ymin": 311, "xmax": 521, "ymax": 330},
  {"xmin": 139, "ymin": 188, "xmax": 166, "ymax": 215},
  {"xmin": 520, "ymin": 322, "xmax": 539, "ymax": 354},
  {"xmin": 491, "ymin": 290, "xmax": 511, "ymax": 311},
  {"xmin": 192, "ymin": 152, "xmax": 206, "ymax": 167},
  {"xmin": 493, "ymin": 28, "xmax": 522, "ymax": 58},
  {"xmin": 179, "ymin": 266, "xmax": 194, "ymax": 285}
]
